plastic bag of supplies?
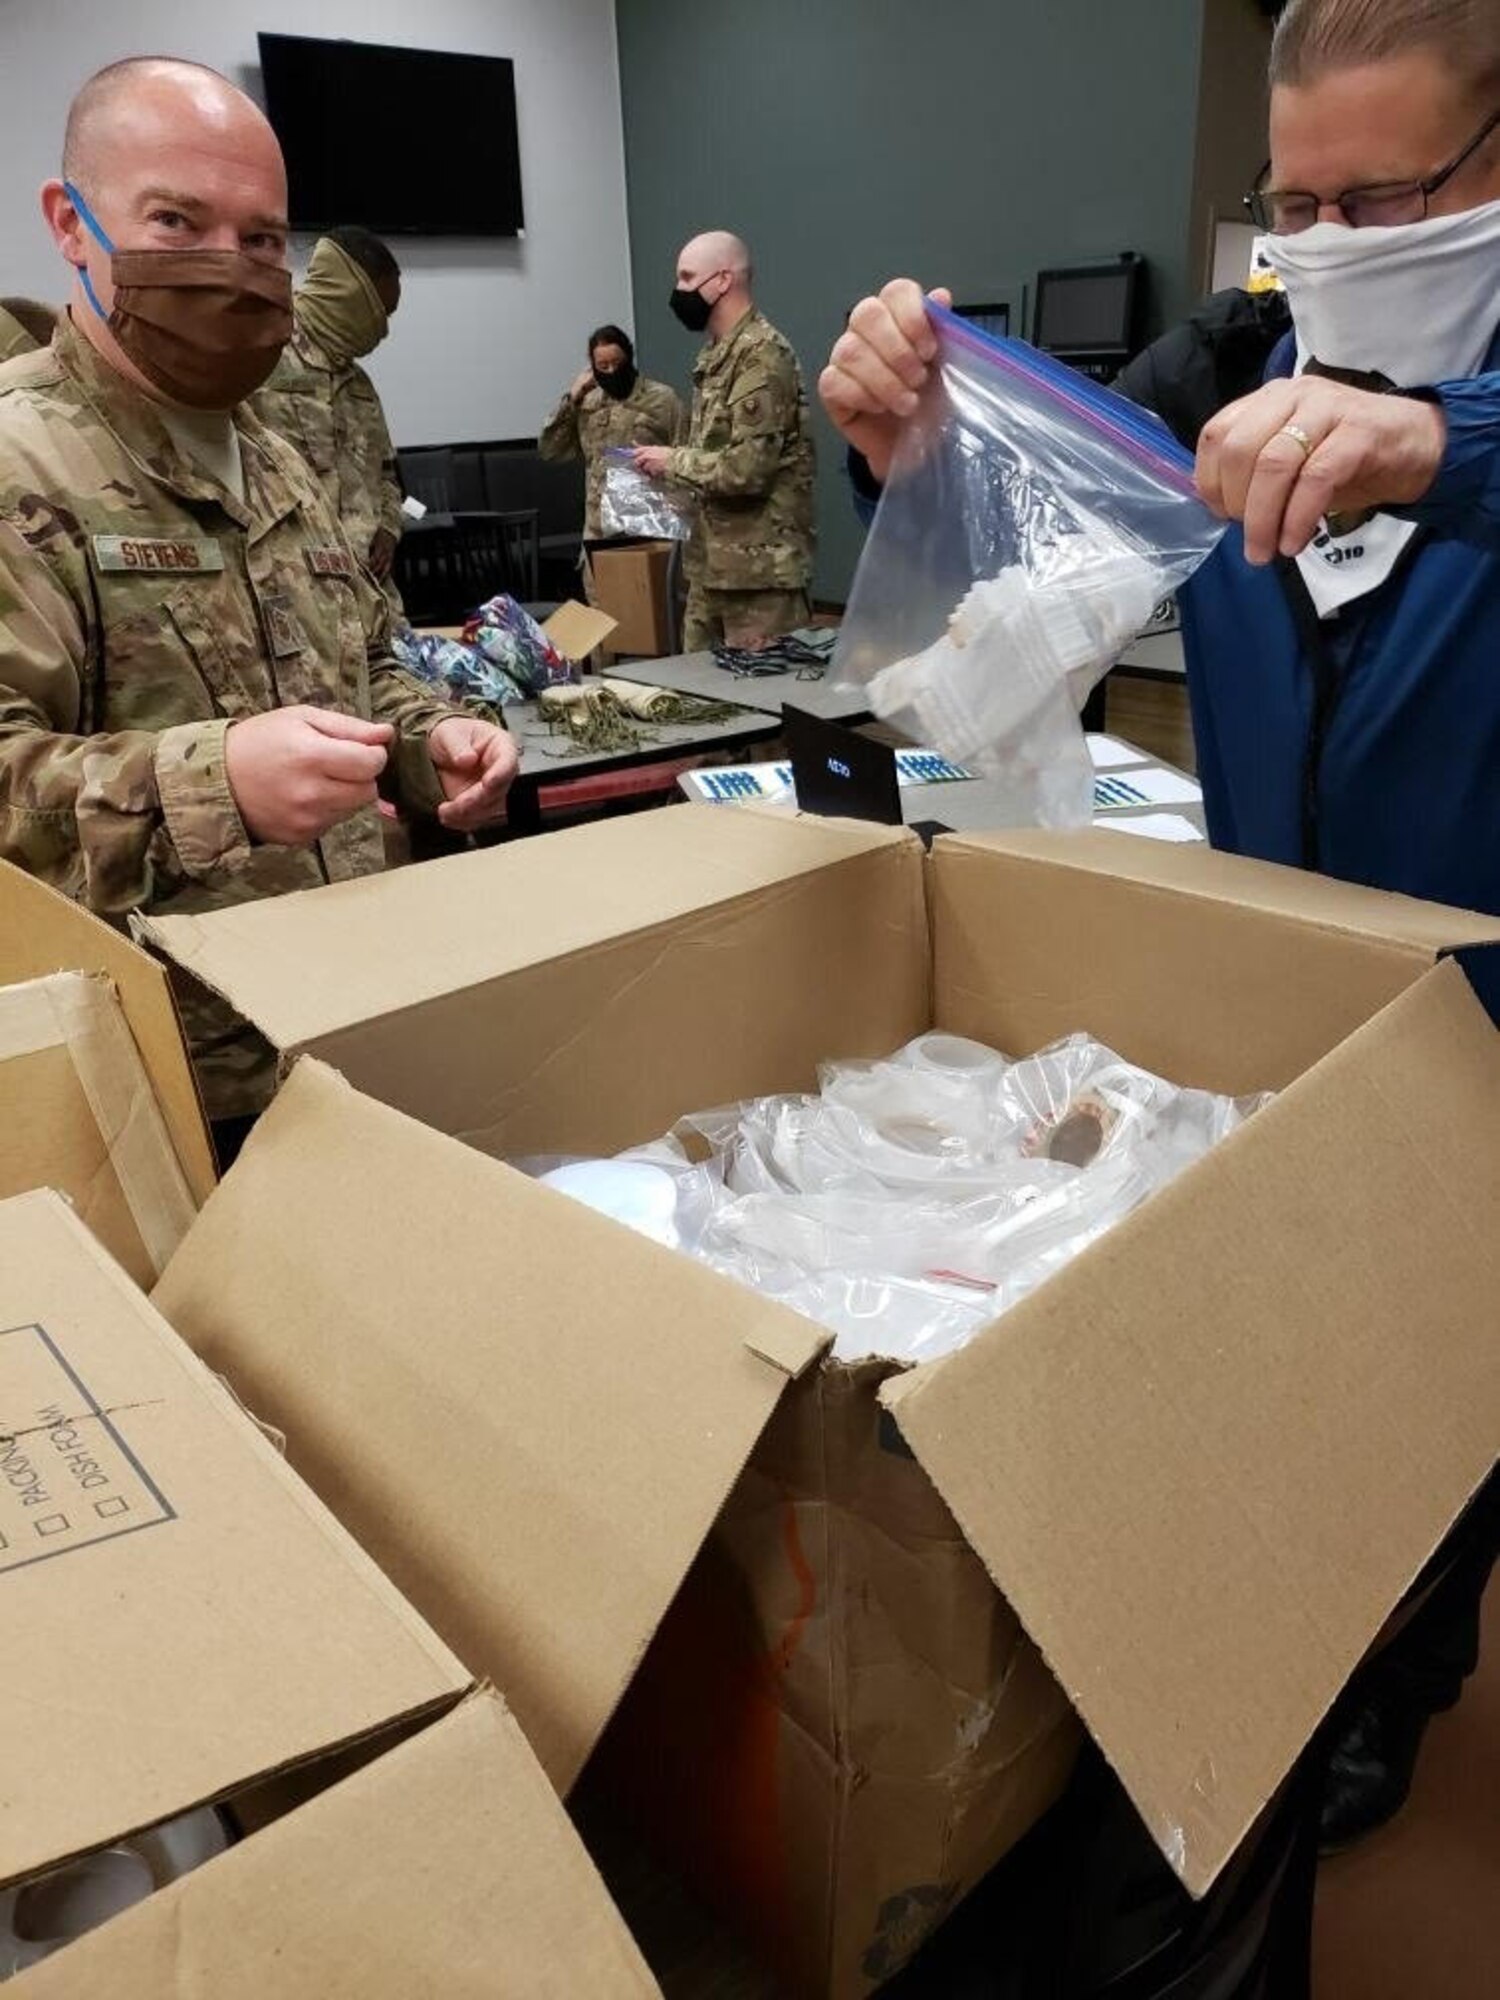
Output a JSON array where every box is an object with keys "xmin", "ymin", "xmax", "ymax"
[
  {"xmin": 833, "ymin": 304, "xmax": 1226, "ymax": 825},
  {"xmin": 598, "ymin": 446, "xmax": 693, "ymax": 541}
]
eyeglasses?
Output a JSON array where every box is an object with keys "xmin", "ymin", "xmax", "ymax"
[{"xmin": 1244, "ymin": 103, "xmax": 1500, "ymax": 232}]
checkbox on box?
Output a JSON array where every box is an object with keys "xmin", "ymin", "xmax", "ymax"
[
  {"xmin": 34, "ymin": 1514, "xmax": 69, "ymax": 1538},
  {"xmin": 93, "ymin": 1495, "xmax": 129, "ymax": 1520}
]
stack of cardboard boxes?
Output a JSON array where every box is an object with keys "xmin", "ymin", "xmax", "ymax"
[{"xmin": 3, "ymin": 809, "xmax": 1498, "ymax": 1994}]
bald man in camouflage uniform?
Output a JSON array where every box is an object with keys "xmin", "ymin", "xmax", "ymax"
[
  {"xmin": 1, "ymin": 57, "xmax": 516, "ymax": 1137},
  {"xmin": 634, "ymin": 232, "xmax": 815, "ymax": 651}
]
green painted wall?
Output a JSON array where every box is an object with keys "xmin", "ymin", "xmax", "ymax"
[{"xmin": 615, "ymin": 0, "xmax": 1207, "ymax": 599}]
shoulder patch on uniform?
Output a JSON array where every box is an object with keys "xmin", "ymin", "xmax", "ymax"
[
  {"xmin": 728, "ymin": 367, "xmax": 774, "ymax": 405},
  {"xmin": 91, "ymin": 533, "xmax": 224, "ymax": 575},
  {"xmin": 304, "ymin": 545, "xmax": 355, "ymax": 578}
]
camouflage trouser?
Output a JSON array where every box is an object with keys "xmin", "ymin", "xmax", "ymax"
[{"xmin": 683, "ymin": 585, "xmax": 810, "ymax": 652}]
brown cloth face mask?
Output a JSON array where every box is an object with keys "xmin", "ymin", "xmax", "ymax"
[{"xmin": 107, "ymin": 250, "xmax": 293, "ymax": 409}]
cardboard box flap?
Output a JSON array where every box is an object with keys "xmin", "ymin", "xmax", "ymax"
[
  {"xmin": 12, "ymin": 1690, "xmax": 662, "ymax": 1998},
  {"xmin": 0, "ymin": 860, "xmax": 214, "ymax": 1203},
  {"xmin": 935, "ymin": 830, "xmax": 1500, "ymax": 952},
  {"xmin": 0, "ymin": 973, "xmax": 198, "ymax": 1287},
  {"xmin": 884, "ymin": 960, "xmax": 1500, "ymax": 1896},
  {"xmin": 138, "ymin": 807, "xmax": 914, "ymax": 1053},
  {"xmin": 417, "ymin": 601, "xmax": 620, "ymax": 662},
  {"xmin": 545, "ymin": 599, "xmax": 619, "ymax": 661},
  {"xmin": 153, "ymin": 1059, "xmax": 828, "ymax": 1792},
  {"xmin": 931, "ymin": 832, "xmax": 1500, "ymax": 1097},
  {"xmin": 0, "ymin": 1190, "xmax": 469, "ymax": 1888}
]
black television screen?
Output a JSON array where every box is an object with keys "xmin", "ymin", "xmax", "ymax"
[
  {"xmin": 955, "ymin": 300, "xmax": 1011, "ymax": 341},
  {"xmin": 259, "ymin": 33, "xmax": 523, "ymax": 237},
  {"xmin": 1034, "ymin": 265, "xmax": 1138, "ymax": 354}
]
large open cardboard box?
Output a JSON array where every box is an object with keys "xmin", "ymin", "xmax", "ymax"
[
  {"xmin": 141, "ymin": 812, "xmax": 1500, "ymax": 1995},
  {"xmin": 0, "ymin": 1188, "xmax": 660, "ymax": 1995}
]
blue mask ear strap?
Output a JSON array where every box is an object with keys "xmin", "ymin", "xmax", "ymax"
[{"xmin": 62, "ymin": 180, "xmax": 114, "ymax": 320}]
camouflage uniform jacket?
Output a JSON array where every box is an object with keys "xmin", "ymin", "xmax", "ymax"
[
  {"xmin": 250, "ymin": 318, "xmax": 404, "ymax": 567},
  {"xmin": 667, "ymin": 309, "xmax": 816, "ymax": 591},
  {"xmin": 0, "ymin": 300, "xmax": 57, "ymax": 367},
  {"xmin": 537, "ymin": 373, "xmax": 685, "ymax": 538},
  {"xmin": 0, "ymin": 317, "xmax": 464, "ymax": 1117}
]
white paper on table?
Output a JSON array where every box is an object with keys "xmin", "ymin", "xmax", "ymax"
[
  {"xmin": 1093, "ymin": 812, "xmax": 1204, "ymax": 844},
  {"xmin": 1086, "ymin": 734, "xmax": 1151, "ymax": 770},
  {"xmin": 1093, "ymin": 765, "xmax": 1203, "ymax": 808}
]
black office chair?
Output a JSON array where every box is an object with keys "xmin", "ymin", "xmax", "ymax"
[
  {"xmin": 490, "ymin": 508, "xmax": 540, "ymax": 604},
  {"xmin": 397, "ymin": 446, "xmax": 455, "ymax": 515},
  {"xmin": 393, "ymin": 507, "xmax": 540, "ymax": 626}
]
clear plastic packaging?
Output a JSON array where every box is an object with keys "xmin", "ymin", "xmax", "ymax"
[
  {"xmin": 833, "ymin": 305, "xmax": 1226, "ymax": 824},
  {"xmin": 521, "ymin": 1033, "xmax": 1270, "ymax": 1366},
  {"xmin": 598, "ymin": 447, "xmax": 693, "ymax": 541}
]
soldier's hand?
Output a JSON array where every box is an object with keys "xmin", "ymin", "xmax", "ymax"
[
  {"xmin": 226, "ymin": 706, "xmax": 393, "ymax": 847},
  {"xmin": 429, "ymin": 716, "xmax": 519, "ymax": 831},
  {"xmin": 368, "ymin": 527, "xmax": 398, "ymax": 580},
  {"xmin": 819, "ymin": 281, "xmax": 952, "ymax": 484},
  {"xmin": 632, "ymin": 445, "xmax": 673, "ymax": 479},
  {"xmin": 570, "ymin": 369, "xmax": 595, "ymax": 404}
]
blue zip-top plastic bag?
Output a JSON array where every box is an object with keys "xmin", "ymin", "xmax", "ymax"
[{"xmin": 833, "ymin": 305, "xmax": 1225, "ymax": 825}]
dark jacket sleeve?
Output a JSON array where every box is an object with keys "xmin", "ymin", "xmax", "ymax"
[
  {"xmin": 1115, "ymin": 291, "xmax": 1293, "ymax": 451},
  {"xmin": 1393, "ymin": 374, "xmax": 1500, "ymax": 553},
  {"xmin": 847, "ymin": 444, "xmax": 882, "ymax": 526}
]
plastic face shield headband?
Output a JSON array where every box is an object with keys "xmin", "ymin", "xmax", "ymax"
[{"xmin": 62, "ymin": 181, "xmax": 115, "ymax": 319}]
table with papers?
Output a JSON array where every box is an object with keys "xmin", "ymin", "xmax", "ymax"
[{"xmin": 678, "ymin": 732, "xmax": 1207, "ymax": 843}]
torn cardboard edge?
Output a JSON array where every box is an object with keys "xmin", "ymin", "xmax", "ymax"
[
  {"xmin": 0, "ymin": 860, "xmax": 214, "ymax": 1204},
  {"xmin": 0, "ymin": 972, "xmax": 197, "ymax": 1279}
]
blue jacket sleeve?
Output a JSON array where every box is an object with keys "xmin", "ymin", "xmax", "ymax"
[
  {"xmin": 846, "ymin": 444, "xmax": 881, "ymax": 527},
  {"xmin": 1393, "ymin": 373, "xmax": 1500, "ymax": 551}
]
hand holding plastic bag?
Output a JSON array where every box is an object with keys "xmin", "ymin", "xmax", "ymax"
[
  {"xmin": 833, "ymin": 305, "xmax": 1225, "ymax": 824},
  {"xmin": 599, "ymin": 447, "xmax": 694, "ymax": 541}
]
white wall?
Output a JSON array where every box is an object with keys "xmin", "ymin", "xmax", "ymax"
[{"xmin": 0, "ymin": 0, "xmax": 635, "ymax": 446}]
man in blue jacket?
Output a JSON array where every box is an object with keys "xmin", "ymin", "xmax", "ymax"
[{"xmin": 821, "ymin": 0, "xmax": 1498, "ymax": 1884}]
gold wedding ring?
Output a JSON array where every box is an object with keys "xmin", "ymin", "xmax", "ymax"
[{"xmin": 1279, "ymin": 421, "xmax": 1315, "ymax": 460}]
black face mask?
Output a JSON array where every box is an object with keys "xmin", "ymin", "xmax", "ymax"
[
  {"xmin": 594, "ymin": 362, "xmax": 637, "ymax": 400},
  {"xmin": 669, "ymin": 281, "xmax": 715, "ymax": 333}
]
